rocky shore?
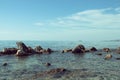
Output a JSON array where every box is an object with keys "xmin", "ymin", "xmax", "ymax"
[{"xmin": 0, "ymin": 41, "xmax": 120, "ymax": 80}]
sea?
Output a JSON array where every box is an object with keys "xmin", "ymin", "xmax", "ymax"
[{"xmin": 0, "ymin": 40, "xmax": 120, "ymax": 80}]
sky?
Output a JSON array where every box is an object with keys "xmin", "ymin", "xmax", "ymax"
[{"xmin": 0, "ymin": 0, "xmax": 120, "ymax": 41}]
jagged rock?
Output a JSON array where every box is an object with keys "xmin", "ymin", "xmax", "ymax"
[
  {"xmin": 15, "ymin": 42, "xmax": 33, "ymax": 56},
  {"xmin": 105, "ymin": 54, "xmax": 112, "ymax": 60},
  {"xmin": 34, "ymin": 46, "xmax": 43, "ymax": 52},
  {"xmin": 2, "ymin": 48, "xmax": 17, "ymax": 54},
  {"xmin": 103, "ymin": 48, "xmax": 110, "ymax": 52},
  {"xmin": 90, "ymin": 47, "xmax": 97, "ymax": 51},
  {"xmin": 62, "ymin": 49, "xmax": 72, "ymax": 53},
  {"xmin": 72, "ymin": 44, "xmax": 85, "ymax": 53},
  {"xmin": 15, "ymin": 50, "xmax": 29, "ymax": 56},
  {"xmin": 16, "ymin": 42, "xmax": 29, "ymax": 52}
]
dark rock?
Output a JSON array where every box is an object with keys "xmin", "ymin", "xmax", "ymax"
[
  {"xmin": 62, "ymin": 49, "xmax": 72, "ymax": 53},
  {"xmin": 3, "ymin": 63, "xmax": 7, "ymax": 66},
  {"xmin": 116, "ymin": 58, "xmax": 120, "ymax": 60},
  {"xmin": 103, "ymin": 48, "xmax": 110, "ymax": 52},
  {"xmin": 90, "ymin": 47, "xmax": 97, "ymax": 51},
  {"xmin": 16, "ymin": 42, "xmax": 29, "ymax": 52},
  {"xmin": 28, "ymin": 46, "xmax": 36, "ymax": 53},
  {"xmin": 72, "ymin": 44, "xmax": 85, "ymax": 53},
  {"xmin": 15, "ymin": 50, "xmax": 29, "ymax": 56},
  {"xmin": 97, "ymin": 53, "xmax": 102, "ymax": 56},
  {"xmin": 16, "ymin": 42, "xmax": 32, "ymax": 56},
  {"xmin": 45, "ymin": 68, "xmax": 67, "ymax": 75},
  {"xmin": 104, "ymin": 54, "xmax": 112, "ymax": 60},
  {"xmin": 2, "ymin": 48, "xmax": 18, "ymax": 54},
  {"xmin": 34, "ymin": 46, "xmax": 43, "ymax": 52},
  {"xmin": 85, "ymin": 50, "xmax": 90, "ymax": 52},
  {"xmin": 45, "ymin": 63, "xmax": 51, "ymax": 66},
  {"xmin": 47, "ymin": 48, "xmax": 52, "ymax": 53}
]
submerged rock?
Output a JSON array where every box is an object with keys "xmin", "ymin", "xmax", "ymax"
[
  {"xmin": 105, "ymin": 54, "xmax": 112, "ymax": 60},
  {"xmin": 3, "ymin": 63, "xmax": 8, "ymax": 66},
  {"xmin": 45, "ymin": 62, "xmax": 51, "ymax": 66},
  {"xmin": 90, "ymin": 47, "xmax": 97, "ymax": 51},
  {"xmin": 72, "ymin": 44, "xmax": 85, "ymax": 53}
]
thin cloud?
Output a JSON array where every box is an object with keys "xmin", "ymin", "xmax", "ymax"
[{"xmin": 35, "ymin": 7, "xmax": 120, "ymax": 30}]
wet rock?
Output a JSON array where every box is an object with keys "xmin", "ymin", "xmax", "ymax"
[
  {"xmin": 3, "ymin": 63, "xmax": 7, "ymax": 66},
  {"xmin": 85, "ymin": 50, "xmax": 90, "ymax": 52},
  {"xmin": 116, "ymin": 47, "xmax": 120, "ymax": 54},
  {"xmin": 45, "ymin": 63, "xmax": 51, "ymax": 66},
  {"xmin": 2, "ymin": 48, "xmax": 18, "ymax": 54},
  {"xmin": 116, "ymin": 58, "xmax": 120, "ymax": 60},
  {"xmin": 15, "ymin": 50, "xmax": 29, "ymax": 56},
  {"xmin": 39, "ymin": 49, "xmax": 47, "ymax": 54},
  {"xmin": 97, "ymin": 53, "xmax": 102, "ymax": 56},
  {"xmin": 47, "ymin": 48, "xmax": 53, "ymax": 53},
  {"xmin": 34, "ymin": 46, "xmax": 43, "ymax": 52},
  {"xmin": 103, "ymin": 48, "xmax": 110, "ymax": 52},
  {"xmin": 45, "ymin": 68, "xmax": 67, "ymax": 75},
  {"xmin": 16, "ymin": 42, "xmax": 29, "ymax": 52},
  {"xmin": 90, "ymin": 47, "xmax": 97, "ymax": 51},
  {"xmin": 62, "ymin": 49, "xmax": 72, "ymax": 53},
  {"xmin": 72, "ymin": 44, "xmax": 85, "ymax": 53},
  {"xmin": 105, "ymin": 54, "xmax": 112, "ymax": 60},
  {"xmin": 28, "ymin": 46, "xmax": 36, "ymax": 53}
]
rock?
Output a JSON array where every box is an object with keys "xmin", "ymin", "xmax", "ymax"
[
  {"xmin": 103, "ymin": 48, "xmax": 110, "ymax": 52},
  {"xmin": 34, "ymin": 46, "xmax": 43, "ymax": 52},
  {"xmin": 116, "ymin": 47, "xmax": 120, "ymax": 54},
  {"xmin": 90, "ymin": 47, "xmax": 97, "ymax": 51},
  {"xmin": 85, "ymin": 50, "xmax": 90, "ymax": 52},
  {"xmin": 45, "ymin": 63, "xmax": 51, "ymax": 66},
  {"xmin": 72, "ymin": 44, "xmax": 85, "ymax": 53},
  {"xmin": 15, "ymin": 50, "xmax": 29, "ymax": 56},
  {"xmin": 2, "ymin": 48, "xmax": 18, "ymax": 54},
  {"xmin": 45, "ymin": 68, "xmax": 67, "ymax": 75},
  {"xmin": 116, "ymin": 58, "xmax": 120, "ymax": 60},
  {"xmin": 39, "ymin": 49, "xmax": 47, "ymax": 54},
  {"xmin": 47, "ymin": 48, "xmax": 53, "ymax": 53},
  {"xmin": 97, "ymin": 53, "xmax": 102, "ymax": 56},
  {"xmin": 3, "ymin": 63, "xmax": 7, "ymax": 66},
  {"xmin": 16, "ymin": 42, "xmax": 29, "ymax": 52},
  {"xmin": 62, "ymin": 49, "xmax": 72, "ymax": 53},
  {"xmin": 28, "ymin": 46, "xmax": 36, "ymax": 53},
  {"xmin": 105, "ymin": 54, "xmax": 112, "ymax": 60}
]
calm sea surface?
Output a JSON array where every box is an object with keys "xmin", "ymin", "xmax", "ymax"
[{"xmin": 0, "ymin": 40, "xmax": 120, "ymax": 80}]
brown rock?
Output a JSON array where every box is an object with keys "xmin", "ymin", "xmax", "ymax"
[
  {"xmin": 34, "ymin": 46, "xmax": 43, "ymax": 52},
  {"xmin": 103, "ymin": 48, "xmax": 110, "ymax": 52},
  {"xmin": 2, "ymin": 48, "xmax": 18, "ymax": 54},
  {"xmin": 72, "ymin": 44, "xmax": 85, "ymax": 53},
  {"xmin": 90, "ymin": 47, "xmax": 97, "ymax": 51},
  {"xmin": 62, "ymin": 49, "xmax": 72, "ymax": 53},
  {"xmin": 45, "ymin": 63, "xmax": 51, "ymax": 66},
  {"xmin": 105, "ymin": 54, "xmax": 112, "ymax": 60}
]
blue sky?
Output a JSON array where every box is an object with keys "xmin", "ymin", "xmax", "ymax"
[{"xmin": 0, "ymin": 0, "xmax": 120, "ymax": 41}]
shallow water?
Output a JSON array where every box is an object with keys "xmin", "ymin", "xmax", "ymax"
[{"xmin": 0, "ymin": 40, "xmax": 120, "ymax": 80}]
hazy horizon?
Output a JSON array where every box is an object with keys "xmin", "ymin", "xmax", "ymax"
[{"xmin": 0, "ymin": 0, "xmax": 120, "ymax": 41}]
